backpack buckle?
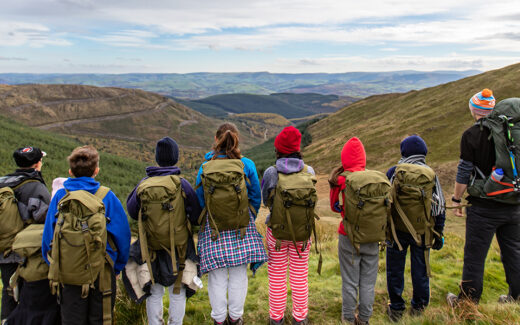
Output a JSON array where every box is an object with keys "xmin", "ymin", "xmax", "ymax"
[
  {"xmin": 357, "ymin": 200, "xmax": 364, "ymax": 209},
  {"xmin": 234, "ymin": 185, "xmax": 242, "ymax": 193},
  {"xmin": 209, "ymin": 186, "xmax": 215, "ymax": 194},
  {"xmin": 162, "ymin": 203, "xmax": 174, "ymax": 211},
  {"xmin": 284, "ymin": 200, "xmax": 292, "ymax": 208},
  {"xmin": 80, "ymin": 221, "xmax": 89, "ymax": 233},
  {"xmin": 307, "ymin": 199, "xmax": 315, "ymax": 207}
]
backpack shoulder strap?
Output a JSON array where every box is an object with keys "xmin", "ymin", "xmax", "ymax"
[
  {"xmin": 12, "ymin": 179, "xmax": 39, "ymax": 191},
  {"xmin": 94, "ymin": 186, "xmax": 110, "ymax": 200}
]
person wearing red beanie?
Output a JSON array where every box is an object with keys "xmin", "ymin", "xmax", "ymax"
[
  {"xmin": 262, "ymin": 126, "xmax": 315, "ymax": 325},
  {"xmin": 274, "ymin": 126, "xmax": 301, "ymax": 155}
]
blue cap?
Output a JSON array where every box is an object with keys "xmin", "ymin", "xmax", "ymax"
[{"xmin": 495, "ymin": 168, "xmax": 504, "ymax": 175}]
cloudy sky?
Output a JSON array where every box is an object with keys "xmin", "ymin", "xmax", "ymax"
[{"xmin": 1, "ymin": 0, "xmax": 519, "ymax": 73}]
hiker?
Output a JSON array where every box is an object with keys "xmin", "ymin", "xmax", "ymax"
[
  {"xmin": 0, "ymin": 147, "xmax": 51, "ymax": 323},
  {"xmin": 195, "ymin": 122, "xmax": 268, "ymax": 325},
  {"xmin": 448, "ymin": 90, "xmax": 520, "ymax": 305},
  {"xmin": 329, "ymin": 137, "xmax": 391, "ymax": 325},
  {"xmin": 42, "ymin": 145, "xmax": 131, "ymax": 325},
  {"xmin": 262, "ymin": 126, "xmax": 318, "ymax": 325},
  {"xmin": 385, "ymin": 135, "xmax": 446, "ymax": 321},
  {"xmin": 126, "ymin": 137, "xmax": 202, "ymax": 325}
]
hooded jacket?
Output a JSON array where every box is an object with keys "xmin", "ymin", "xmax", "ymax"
[
  {"xmin": 42, "ymin": 177, "xmax": 131, "ymax": 274},
  {"xmin": 0, "ymin": 168, "xmax": 50, "ymax": 263},
  {"xmin": 329, "ymin": 137, "xmax": 366, "ymax": 235}
]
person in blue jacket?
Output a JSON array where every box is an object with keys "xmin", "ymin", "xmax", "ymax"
[
  {"xmin": 385, "ymin": 135, "xmax": 446, "ymax": 322},
  {"xmin": 195, "ymin": 122, "xmax": 268, "ymax": 325},
  {"xmin": 42, "ymin": 145, "xmax": 131, "ymax": 325}
]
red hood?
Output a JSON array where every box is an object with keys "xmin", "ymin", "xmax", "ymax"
[{"xmin": 341, "ymin": 137, "xmax": 366, "ymax": 172}]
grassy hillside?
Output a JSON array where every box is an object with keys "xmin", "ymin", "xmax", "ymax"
[
  {"xmin": 0, "ymin": 71, "xmax": 479, "ymax": 99},
  {"xmin": 190, "ymin": 93, "xmax": 316, "ymax": 119},
  {"xmin": 0, "ymin": 114, "xmax": 147, "ymax": 200},
  {"xmin": 0, "ymin": 84, "xmax": 278, "ymax": 152},
  {"xmin": 303, "ymin": 62, "xmax": 520, "ymax": 177}
]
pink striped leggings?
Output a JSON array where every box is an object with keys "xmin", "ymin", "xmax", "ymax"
[{"xmin": 266, "ymin": 227, "xmax": 310, "ymax": 322}]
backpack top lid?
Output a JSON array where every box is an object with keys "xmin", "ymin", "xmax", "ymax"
[
  {"xmin": 202, "ymin": 158, "xmax": 245, "ymax": 175},
  {"xmin": 394, "ymin": 163, "xmax": 436, "ymax": 187},
  {"xmin": 58, "ymin": 188, "xmax": 107, "ymax": 216},
  {"xmin": 137, "ymin": 175, "xmax": 180, "ymax": 199},
  {"xmin": 12, "ymin": 224, "xmax": 44, "ymax": 255},
  {"xmin": 342, "ymin": 170, "xmax": 390, "ymax": 192},
  {"xmin": 487, "ymin": 98, "xmax": 520, "ymax": 122}
]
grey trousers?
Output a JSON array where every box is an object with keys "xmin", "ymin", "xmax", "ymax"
[{"xmin": 338, "ymin": 234, "xmax": 379, "ymax": 322}]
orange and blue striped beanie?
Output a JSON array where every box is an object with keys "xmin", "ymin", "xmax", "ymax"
[{"xmin": 469, "ymin": 88, "xmax": 495, "ymax": 116}]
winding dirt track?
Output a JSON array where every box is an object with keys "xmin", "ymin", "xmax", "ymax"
[{"xmin": 36, "ymin": 100, "xmax": 171, "ymax": 130}]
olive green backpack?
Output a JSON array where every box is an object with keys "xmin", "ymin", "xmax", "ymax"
[
  {"xmin": 48, "ymin": 186, "xmax": 114, "ymax": 325},
  {"xmin": 390, "ymin": 163, "xmax": 438, "ymax": 276},
  {"xmin": 198, "ymin": 159, "xmax": 252, "ymax": 240},
  {"xmin": 137, "ymin": 175, "xmax": 189, "ymax": 292},
  {"xmin": 342, "ymin": 170, "xmax": 392, "ymax": 253},
  {"xmin": 267, "ymin": 166, "xmax": 322, "ymax": 273},
  {"xmin": 9, "ymin": 224, "xmax": 48, "ymax": 290},
  {"xmin": 0, "ymin": 180, "xmax": 38, "ymax": 254}
]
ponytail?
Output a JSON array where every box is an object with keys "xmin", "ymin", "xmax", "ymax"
[
  {"xmin": 212, "ymin": 123, "xmax": 241, "ymax": 159},
  {"xmin": 328, "ymin": 165, "xmax": 344, "ymax": 188}
]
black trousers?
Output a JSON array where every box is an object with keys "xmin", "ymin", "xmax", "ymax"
[
  {"xmin": 60, "ymin": 271, "xmax": 116, "ymax": 325},
  {"xmin": 0, "ymin": 263, "xmax": 19, "ymax": 320},
  {"xmin": 460, "ymin": 203, "xmax": 520, "ymax": 302},
  {"xmin": 6, "ymin": 279, "xmax": 60, "ymax": 325}
]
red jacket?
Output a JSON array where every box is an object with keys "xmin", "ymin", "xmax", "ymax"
[{"xmin": 329, "ymin": 137, "xmax": 366, "ymax": 235}]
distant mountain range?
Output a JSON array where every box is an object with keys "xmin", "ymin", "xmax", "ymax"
[{"xmin": 0, "ymin": 70, "xmax": 480, "ymax": 99}]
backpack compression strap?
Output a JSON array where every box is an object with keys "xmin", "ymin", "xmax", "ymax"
[{"xmin": 95, "ymin": 186, "xmax": 115, "ymax": 325}]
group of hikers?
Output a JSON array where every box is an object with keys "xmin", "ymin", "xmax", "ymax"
[{"xmin": 0, "ymin": 88, "xmax": 518, "ymax": 325}]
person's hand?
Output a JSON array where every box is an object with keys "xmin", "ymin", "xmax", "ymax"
[
  {"xmin": 453, "ymin": 201, "xmax": 464, "ymax": 217},
  {"xmin": 432, "ymin": 228, "xmax": 444, "ymax": 250}
]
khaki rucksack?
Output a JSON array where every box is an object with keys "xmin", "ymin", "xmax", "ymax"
[
  {"xmin": 390, "ymin": 163, "xmax": 438, "ymax": 276},
  {"xmin": 342, "ymin": 170, "xmax": 392, "ymax": 253},
  {"xmin": 198, "ymin": 159, "xmax": 252, "ymax": 240},
  {"xmin": 267, "ymin": 166, "xmax": 322, "ymax": 273},
  {"xmin": 137, "ymin": 175, "xmax": 189, "ymax": 292},
  {"xmin": 0, "ymin": 180, "xmax": 38, "ymax": 254},
  {"xmin": 9, "ymin": 224, "xmax": 48, "ymax": 293},
  {"xmin": 48, "ymin": 186, "xmax": 114, "ymax": 325}
]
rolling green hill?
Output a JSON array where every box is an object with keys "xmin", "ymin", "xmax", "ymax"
[
  {"xmin": 177, "ymin": 93, "xmax": 357, "ymax": 119},
  {"xmin": 302, "ymin": 62, "xmax": 520, "ymax": 180},
  {"xmin": 0, "ymin": 114, "xmax": 147, "ymax": 201},
  {"xmin": 0, "ymin": 84, "xmax": 282, "ymax": 154}
]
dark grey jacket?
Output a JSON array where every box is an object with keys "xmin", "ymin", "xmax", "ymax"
[{"xmin": 0, "ymin": 169, "xmax": 50, "ymax": 263}]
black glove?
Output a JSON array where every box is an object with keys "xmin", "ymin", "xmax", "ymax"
[{"xmin": 432, "ymin": 227, "xmax": 444, "ymax": 250}]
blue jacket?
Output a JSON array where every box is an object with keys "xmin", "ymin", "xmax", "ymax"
[
  {"xmin": 195, "ymin": 152, "xmax": 261, "ymax": 217},
  {"xmin": 42, "ymin": 177, "xmax": 131, "ymax": 274}
]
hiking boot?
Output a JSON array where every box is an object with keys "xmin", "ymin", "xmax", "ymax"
[
  {"xmin": 354, "ymin": 315, "xmax": 369, "ymax": 325},
  {"xmin": 409, "ymin": 306, "xmax": 424, "ymax": 317},
  {"xmin": 446, "ymin": 292, "xmax": 459, "ymax": 308},
  {"xmin": 386, "ymin": 305, "xmax": 404, "ymax": 322},
  {"xmin": 214, "ymin": 319, "xmax": 229, "ymax": 325},
  {"xmin": 340, "ymin": 314, "xmax": 355, "ymax": 324},
  {"xmin": 269, "ymin": 318, "xmax": 285, "ymax": 325},
  {"xmin": 498, "ymin": 295, "xmax": 516, "ymax": 304},
  {"xmin": 228, "ymin": 317, "xmax": 244, "ymax": 325},
  {"xmin": 292, "ymin": 317, "xmax": 309, "ymax": 325}
]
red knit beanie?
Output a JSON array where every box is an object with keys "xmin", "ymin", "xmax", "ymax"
[{"xmin": 274, "ymin": 126, "xmax": 301, "ymax": 154}]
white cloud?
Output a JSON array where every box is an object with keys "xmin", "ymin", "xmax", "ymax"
[{"xmin": 0, "ymin": 21, "xmax": 71, "ymax": 47}]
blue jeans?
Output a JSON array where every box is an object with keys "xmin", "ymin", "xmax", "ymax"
[{"xmin": 386, "ymin": 231, "xmax": 429, "ymax": 311}]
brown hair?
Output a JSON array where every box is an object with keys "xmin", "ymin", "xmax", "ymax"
[
  {"xmin": 275, "ymin": 150, "xmax": 302, "ymax": 160},
  {"xmin": 328, "ymin": 165, "xmax": 344, "ymax": 188},
  {"xmin": 68, "ymin": 145, "xmax": 99, "ymax": 177},
  {"xmin": 212, "ymin": 123, "xmax": 241, "ymax": 159}
]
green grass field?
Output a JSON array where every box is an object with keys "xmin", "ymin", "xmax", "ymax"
[{"xmin": 115, "ymin": 211, "xmax": 520, "ymax": 325}]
